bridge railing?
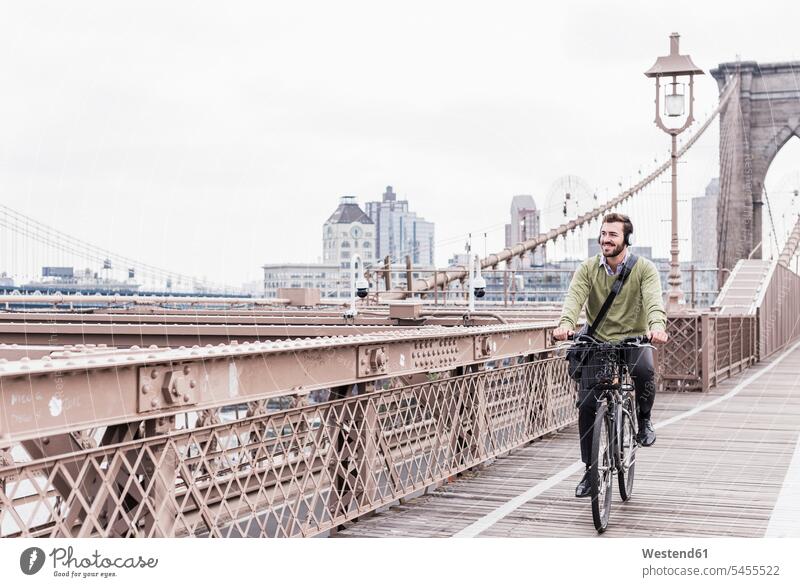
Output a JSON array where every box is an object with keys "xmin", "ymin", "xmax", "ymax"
[
  {"xmin": 755, "ymin": 262, "xmax": 800, "ymax": 359},
  {"xmin": 657, "ymin": 312, "xmax": 758, "ymax": 391},
  {"xmin": 1, "ymin": 262, "xmax": 792, "ymax": 537},
  {"xmin": 658, "ymin": 258, "xmax": 800, "ymax": 391},
  {"xmin": 0, "ymin": 351, "xmax": 572, "ymax": 538}
]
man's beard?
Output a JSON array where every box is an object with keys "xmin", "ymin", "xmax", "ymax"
[{"xmin": 602, "ymin": 242, "xmax": 625, "ymax": 258}]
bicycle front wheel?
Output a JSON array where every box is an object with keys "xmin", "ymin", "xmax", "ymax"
[
  {"xmin": 617, "ymin": 405, "xmax": 637, "ymax": 501},
  {"xmin": 590, "ymin": 403, "xmax": 613, "ymax": 533}
]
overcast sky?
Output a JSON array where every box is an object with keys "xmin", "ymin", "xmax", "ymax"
[{"xmin": 1, "ymin": 0, "xmax": 799, "ymax": 286}]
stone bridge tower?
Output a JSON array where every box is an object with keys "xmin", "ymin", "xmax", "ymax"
[{"xmin": 711, "ymin": 61, "xmax": 800, "ymax": 270}]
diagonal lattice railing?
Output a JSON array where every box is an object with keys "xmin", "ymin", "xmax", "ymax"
[
  {"xmin": 656, "ymin": 312, "xmax": 757, "ymax": 391},
  {"xmin": 0, "ymin": 353, "xmax": 573, "ymax": 538},
  {"xmin": 0, "ymin": 306, "xmax": 771, "ymax": 538}
]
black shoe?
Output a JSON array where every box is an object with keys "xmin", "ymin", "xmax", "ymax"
[
  {"xmin": 575, "ymin": 468, "xmax": 591, "ymax": 498},
  {"xmin": 637, "ymin": 418, "xmax": 656, "ymax": 446}
]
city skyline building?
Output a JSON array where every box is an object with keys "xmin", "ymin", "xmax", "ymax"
[
  {"xmin": 692, "ymin": 177, "xmax": 720, "ymax": 268},
  {"xmin": 322, "ymin": 196, "xmax": 377, "ymax": 275},
  {"xmin": 364, "ymin": 186, "xmax": 435, "ymax": 267},
  {"xmin": 263, "ymin": 262, "xmax": 346, "ymax": 299},
  {"xmin": 504, "ymin": 195, "xmax": 545, "ymax": 268},
  {"xmin": 263, "ymin": 196, "xmax": 376, "ymax": 299}
]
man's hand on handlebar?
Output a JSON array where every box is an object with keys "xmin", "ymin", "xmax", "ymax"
[
  {"xmin": 553, "ymin": 326, "xmax": 574, "ymax": 341},
  {"xmin": 647, "ymin": 329, "xmax": 668, "ymax": 345},
  {"xmin": 553, "ymin": 326, "xmax": 667, "ymax": 344}
]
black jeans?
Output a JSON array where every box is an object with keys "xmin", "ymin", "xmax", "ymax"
[{"xmin": 576, "ymin": 346, "xmax": 656, "ymax": 467}]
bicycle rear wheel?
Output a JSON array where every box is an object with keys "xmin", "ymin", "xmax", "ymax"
[
  {"xmin": 617, "ymin": 404, "xmax": 637, "ymax": 501},
  {"xmin": 590, "ymin": 403, "xmax": 613, "ymax": 533}
]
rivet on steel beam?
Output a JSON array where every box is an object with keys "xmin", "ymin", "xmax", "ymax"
[
  {"xmin": 151, "ymin": 370, "xmax": 158, "ymax": 379},
  {"xmin": 151, "ymin": 399, "xmax": 159, "ymax": 408},
  {"xmin": 183, "ymin": 366, "xmax": 191, "ymax": 375},
  {"xmin": 183, "ymin": 395, "xmax": 190, "ymax": 403},
  {"xmin": 131, "ymin": 345, "xmax": 141, "ymax": 351},
  {"xmin": 189, "ymin": 380, "xmax": 196, "ymax": 388},
  {"xmin": 141, "ymin": 384, "xmax": 151, "ymax": 395}
]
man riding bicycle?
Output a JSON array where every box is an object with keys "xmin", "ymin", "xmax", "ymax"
[{"xmin": 553, "ymin": 213, "xmax": 668, "ymax": 498}]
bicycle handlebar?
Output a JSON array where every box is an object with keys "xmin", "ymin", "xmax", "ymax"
[{"xmin": 565, "ymin": 332, "xmax": 652, "ymax": 346}]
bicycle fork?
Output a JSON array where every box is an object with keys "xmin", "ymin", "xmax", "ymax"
[{"xmin": 609, "ymin": 403, "xmax": 621, "ymax": 476}]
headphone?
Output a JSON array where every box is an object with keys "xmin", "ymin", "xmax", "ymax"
[{"xmin": 598, "ymin": 219, "xmax": 634, "ymax": 247}]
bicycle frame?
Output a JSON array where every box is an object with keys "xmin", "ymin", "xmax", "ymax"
[
  {"xmin": 597, "ymin": 361, "xmax": 636, "ymax": 477},
  {"xmin": 565, "ymin": 335, "xmax": 650, "ymax": 532}
]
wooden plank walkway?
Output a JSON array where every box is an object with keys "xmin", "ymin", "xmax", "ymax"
[{"xmin": 337, "ymin": 341, "xmax": 800, "ymax": 538}]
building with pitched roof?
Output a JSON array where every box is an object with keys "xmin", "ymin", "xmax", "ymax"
[{"xmin": 323, "ymin": 195, "xmax": 377, "ymax": 277}]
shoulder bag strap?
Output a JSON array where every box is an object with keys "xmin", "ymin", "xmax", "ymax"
[{"xmin": 586, "ymin": 254, "xmax": 639, "ymax": 337}]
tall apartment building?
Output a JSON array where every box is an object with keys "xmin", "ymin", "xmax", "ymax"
[
  {"xmin": 504, "ymin": 195, "xmax": 545, "ymax": 268},
  {"xmin": 692, "ymin": 178, "xmax": 719, "ymax": 268},
  {"xmin": 364, "ymin": 186, "xmax": 435, "ymax": 267}
]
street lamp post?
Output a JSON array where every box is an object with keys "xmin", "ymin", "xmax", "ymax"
[{"xmin": 644, "ymin": 33, "xmax": 704, "ymax": 312}]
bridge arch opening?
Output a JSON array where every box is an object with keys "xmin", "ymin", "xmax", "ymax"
[{"xmin": 763, "ymin": 135, "xmax": 800, "ymax": 264}]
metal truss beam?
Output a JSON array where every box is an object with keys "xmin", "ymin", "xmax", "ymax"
[{"xmin": 0, "ymin": 322, "xmax": 554, "ymax": 444}]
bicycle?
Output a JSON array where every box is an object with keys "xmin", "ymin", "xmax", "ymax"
[{"xmin": 567, "ymin": 333, "xmax": 653, "ymax": 533}]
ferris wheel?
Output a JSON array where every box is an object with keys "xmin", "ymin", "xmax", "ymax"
[{"xmin": 542, "ymin": 175, "xmax": 597, "ymax": 229}]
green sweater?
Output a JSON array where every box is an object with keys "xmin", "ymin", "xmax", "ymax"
[{"xmin": 558, "ymin": 254, "xmax": 667, "ymax": 342}]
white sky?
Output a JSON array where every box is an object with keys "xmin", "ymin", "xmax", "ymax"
[{"xmin": 1, "ymin": 0, "xmax": 799, "ymax": 286}]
